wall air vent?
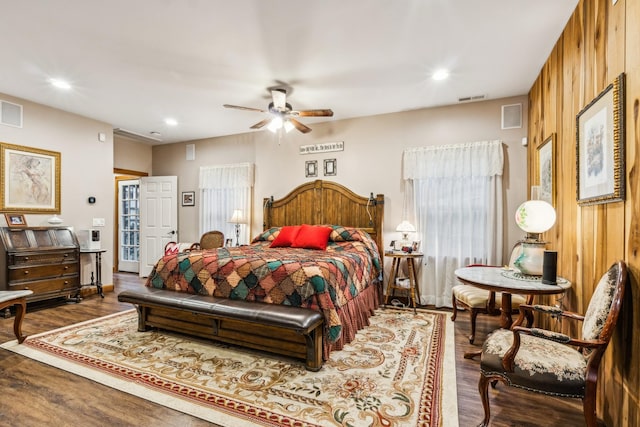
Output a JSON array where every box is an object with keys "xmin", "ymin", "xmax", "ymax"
[
  {"xmin": 501, "ymin": 103, "xmax": 522, "ymax": 129},
  {"xmin": 113, "ymin": 128, "xmax": 163, "ymax": 143},
  {"xmin": 0, "ymin": 100, "xmax": 23, "ymax": 128},
  {"xmin": 458, "ymin": 94, "xmax": 486, "ymax": 103}
]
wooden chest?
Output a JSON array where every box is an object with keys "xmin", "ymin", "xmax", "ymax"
[{"xmin": 0, "ymin": 227, "xmax": 80, "ymax": 316}]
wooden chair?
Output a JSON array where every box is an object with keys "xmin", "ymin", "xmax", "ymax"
[
  {"xmin": 0, "ymin": 290, "xmax": 33, "ymax": 343},
  {"xmin": 199, "ymin": 230, "xmax": 224, "ymax": 250},
  {"xmin": 451, "ymin": 244, "xmax": 530, "ymax": 343},
  {"xmin": 478, "ymin": 260, "xmax": 628, "ymax": 427}
]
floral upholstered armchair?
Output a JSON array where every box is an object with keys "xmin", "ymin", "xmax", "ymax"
[{"xmin": 477, "ymin": 260, "xmax": 628, "ymax": 427}]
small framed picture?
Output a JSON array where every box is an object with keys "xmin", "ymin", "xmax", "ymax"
[
  {"xmin": 324, "ymin": 158, "xmax": 337, "ymax": 176},
  {"xmin": 5, "ymin": 213, "xmax": 27, "ymax": 227},
  {"xmin": 412, "ymin": 241, "xmax": 421, "ymax": 252},
  {"xmin": 305, "ymin": 160, "xmax": 318, "ymax": 178},
  {"xmin": 181, "ymin": 191, "xmax": 195, "ymax": 207}
]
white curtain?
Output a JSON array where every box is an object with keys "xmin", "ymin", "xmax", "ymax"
[
  {"xmin": 403, "ymin": 140, "xmax": 504, "ymax": 307},
  {"xmin": 199, "ymin": 163, "xmax": 254, "ymax": 245}
]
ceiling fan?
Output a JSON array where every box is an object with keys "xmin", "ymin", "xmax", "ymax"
[{"xmin": 223, "ymin": 89, "xmax": 333, "ymax": 134}]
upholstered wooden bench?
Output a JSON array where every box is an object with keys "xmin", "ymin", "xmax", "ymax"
[
  {"xmin": 0, "ymin": 290, "xmax": 33, "ymax": 343},
  {"xmin": 118, "ymin": 287, "xmax": 325, "ymax": 371}
]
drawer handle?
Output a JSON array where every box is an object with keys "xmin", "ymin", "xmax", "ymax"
[
  {"xmin": 24, "ymin": 257, "xmax": 29, "ymax": 261},
  {"xmin": 64, "ymin": 266, "xmax": 69, "ymax": 270},
  {"xmin": 64, "ymin": 254, "xmax": 69, "ymax": 258},
  {"xmin": 64, "ymin": 281, "xmax": 69, "ymax": 284},
  {"xmin": 23, "ymin": 270, "xmax": 29, "ymax": 275}
]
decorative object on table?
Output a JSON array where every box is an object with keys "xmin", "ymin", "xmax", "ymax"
[
  {"xmin": 0, "ymin": 143, "xmax": 60, "ymax": 213},
  {"xmin": 4, "ymin": 213, "xmax": 27, "ymax": 227},
  {"xmin": 576, "ymin": 72, "xmax": 625, "ymax": 206},
  {"xmin": 47, "ymin": 214, "xmax": 63, "ymax": 224},
  {"xmin": 181, "ymin": 191, "xmax": 195, "ymax": 207},
  {"xmin": 513, "ymin": 199, "xmax": 556, "ymax": 275},
  {"xmin": 323, "ymin": 158, "xmax": 336, "ymax": 176},
  {"xmin": 477, "ymin": 261, "xmax": 627, "ymax": 427},
  {"xmin": 541, "ymin": 250, "xmax": 557, "ymax": 285},
  {"xmin": 394, "ymin": 220, "xmax": 416, "ymax": 251},
  {"xmin": 228, "ymin": 209, "xmax": 247, "ymax": 246},
  {"xmin": 537, "ymin": 133, "xmax": 555, "ymax": 205},
  {"xmin": 305, "ymin": 160, "xmax": 317, "ymax": 177}
]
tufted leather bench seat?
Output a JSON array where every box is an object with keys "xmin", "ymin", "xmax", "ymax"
[{"xmin": 118, "ymin": 287, "xmax": 324, "ymax": 371}]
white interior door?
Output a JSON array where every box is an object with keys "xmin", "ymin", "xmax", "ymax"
[
  {"xmin": 118, "ymin": 179, "xmax": 140, "ymax": 273},
  {"xmin": 139, "ymin": 176, "xmax": 178, "ymax": 277}
]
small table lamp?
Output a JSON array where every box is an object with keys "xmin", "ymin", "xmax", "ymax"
[
  {"xmin": 395, "ymin": 220, "xmax": 416, "ymax": 251},
  {"xmin": 514, "ymin": 200, "xmax": 556, "ymax": 275},
  {"xmin": 228, "ymin": 209, "xmax": 247, "ymax": 246}
]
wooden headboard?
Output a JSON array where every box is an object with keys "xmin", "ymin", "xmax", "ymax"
[{"xmin": 263, "ymin": 180, "xmax": 385, "ymax": 259}]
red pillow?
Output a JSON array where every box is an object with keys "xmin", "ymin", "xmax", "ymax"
[
  {"xmin": 270, "ymin": 225, "xmax": 301, "ymax": 248},
  {"xmin": 292, "ymin": 225, "xmax": 332, "ymax": 250}
]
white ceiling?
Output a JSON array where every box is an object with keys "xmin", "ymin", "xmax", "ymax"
[{"xmin": 0, "ymin": 0, "xmax": 577, "ymax": 144}]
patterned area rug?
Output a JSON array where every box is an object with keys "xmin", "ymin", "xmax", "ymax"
[{"xmin": 1, "ymin": 308, "xmax": 458, "ymax": 427}]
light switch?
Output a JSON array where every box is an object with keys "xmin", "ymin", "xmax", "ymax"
[{"xmin": 92, "ymin": 218, "xmax": 106, "ymax": 227}]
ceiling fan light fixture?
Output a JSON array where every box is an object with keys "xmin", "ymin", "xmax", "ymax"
[
  {"xmin": 268, "ymin": 116, "xmax": 283, "ymax": 133},
  {"xmin": 283, "ymin": 119, "xmax": 294, "ymax": 133}
]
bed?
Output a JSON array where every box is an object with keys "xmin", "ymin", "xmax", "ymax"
[{"xmin": 138, "ymin": 180, "xmax": 385, "ymax": 364}]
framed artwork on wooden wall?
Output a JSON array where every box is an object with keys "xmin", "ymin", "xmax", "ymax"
[
  {"xmin": 0, "ymin": 143, "xmax": 60, "ymax": 213},
  {"xmin": 538, "ymin": 134, "xmax": 555, "ymax": 205},
  {"xmin": 576, "ymin": 73, "xmax": 625, "ymax": 206}
]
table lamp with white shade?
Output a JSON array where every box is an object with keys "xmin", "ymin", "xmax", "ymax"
[
  {"xmin": 513, "ymin": 200, "xmax": 556, "ymax": 275},
  {"xmin": 228, "ymin": 209, "xmax": 247, "ymax": 246},
  {"xmin": 395, "ymin": 220, "xmax": 416, "ymax": 251}
]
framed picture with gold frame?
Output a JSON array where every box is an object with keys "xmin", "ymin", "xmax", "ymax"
[
  {"xmin": 0, "ymin": 143, "xmax": 61, "ymax": 213},
  {"xmin": 538, "ymin": 134, "xmax": 555, "ymax": 206},
  {"xmin": 576, "ymin": 73, "xmax": 625, "ymax": 206}
]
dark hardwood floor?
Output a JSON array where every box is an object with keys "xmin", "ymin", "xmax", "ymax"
[{"xmin": 0, "ymin": 273, "xmax": 585, "ymax": 426}]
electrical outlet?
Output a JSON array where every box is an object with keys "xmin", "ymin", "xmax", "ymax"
[{"xmin": 92, "ymin": 218, "xmax": 105, "ymax": 227}]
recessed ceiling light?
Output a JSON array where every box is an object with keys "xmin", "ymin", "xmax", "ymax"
[
  {"xmin": 432, "ymin": 69, "xmax": 449, "ymax": 81},
  {"xmin": 164, "ymin": 118, "xmax": 178, "ymax": 126},
  {"xmin": 49, "ymin": 78, "xmax": 72, "ymax": 90}
]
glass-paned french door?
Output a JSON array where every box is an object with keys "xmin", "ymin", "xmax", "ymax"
[{"xmin": 118, "ymin": 179, "xmax": 140, "ymax": 273}]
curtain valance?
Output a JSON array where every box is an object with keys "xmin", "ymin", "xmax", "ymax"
[
  {"xmin": 403, "ymin": 140, "xmax": 503, "ymax": 179},
  {"xmin": 199, "ymin": 163, "xmax": 254, "ymax": 189}
]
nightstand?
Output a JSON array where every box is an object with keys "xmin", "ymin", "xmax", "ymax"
[{"xmin": 384, "ymin": 251, "xmax": 423, "ymax": 313}]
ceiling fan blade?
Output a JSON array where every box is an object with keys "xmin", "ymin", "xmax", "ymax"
[
  {"xmin": 294, "ymin": 109, "xmax": 334, "ymax": 117},
  {"xmin": 289, "ymin": 118, "xmax": 312, "ymax": 134},
  {"xmin": 223, "ymin": 104, "xmax": 266, "ymax": 113},
  {"xmin": 271, "ymin": 89, "xmax": 287, "ymax": 110},
  {"xmin": 250, "ymin": 118, "xmax": 272, "ymax": 129}
]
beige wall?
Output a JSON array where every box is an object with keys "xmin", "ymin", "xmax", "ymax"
[
  {"xmin": 114, "ymin": 136, "xmax": 153, "ymax": 174},
  {"xmin": 153, "ymin": 95, "xmax": 529, "ymax": 260},
  {"xmin": 0, "ymin": 92, "xmax": 114, "ymax": 287}
]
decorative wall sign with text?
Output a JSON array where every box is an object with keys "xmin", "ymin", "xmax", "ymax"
[{"xmin": 299, "ymin": 141, "xmax": 344, "ymax": 155}]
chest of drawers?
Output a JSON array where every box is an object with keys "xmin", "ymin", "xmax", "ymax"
[{"xmin": 0, "ymin": 226, "xmax": 80, "ymax": 316}]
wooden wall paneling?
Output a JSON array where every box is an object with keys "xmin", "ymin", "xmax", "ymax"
[
  {"xmin": 622, "ymin": 0, "xmax": 640, "ymax": 425},
  {"xmin": 528, "ymin": 1, "xmax": 639, "ymax": 425}
]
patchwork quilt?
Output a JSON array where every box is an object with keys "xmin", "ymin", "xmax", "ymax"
[{"xmin": 146, "ymin": 226, "xmax": 382, "ymax": 343}]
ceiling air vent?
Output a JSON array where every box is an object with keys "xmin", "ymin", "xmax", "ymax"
[
  {"xmin": 1, "ymin": 100, "xmax": 23, "ymax": 128},
  {"xmin": 113, "ymin": 128, "xmax": 163, "ymax": 143},
  {"xmin": 458, "ymin": 94, "xmax": 486, "ymax": 103}
]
